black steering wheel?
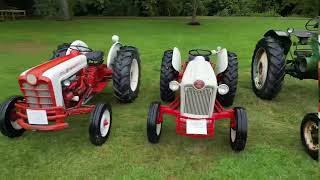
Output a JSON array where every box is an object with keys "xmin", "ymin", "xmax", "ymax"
[
  {"xmin": 68, "ymin": 45, "xmax": 93, "ymax": 53},
  {"xmin": 305, "ymin": 16, "xmax": 320, "ymax": 31},
  {"xmin": 189, "ymin": 49, "xmax": 212, "ymax": 57}
]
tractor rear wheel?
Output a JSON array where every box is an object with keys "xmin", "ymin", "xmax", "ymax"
[
  {"xmin": 251, "ymin": 36, "xmax": 286, "ymax": 100},
  {"xmin": 147, "ymin": 102, "xmax": 162, "ymax": 144},
  {"xmin": 112, "ymin": 46, "xmax": 141, "ymax": 103},
  {"xmin": 50, "ymin": 43, "xmax": 71, "ymax": 60},
  {"xmin": 160, "ymin": 50, "xmax": 179, "ymax": 102},
  {"xmin": 0, "ymin": 96, "xmax": 25, "ymax": 138},
  {"xmin": 217, "ymin": 52, "xmax": 238, "ymax": 107},
  {"xmin": 230, "ymin": 107, "xmax": 248, "ymax": 152},
  {"xmin": 89, "ymin": 103, "xmax": 112, "ymax": 146},
  {"xmin": 300, "ymin": 113, "xmax": 319, "ymax": 160}
]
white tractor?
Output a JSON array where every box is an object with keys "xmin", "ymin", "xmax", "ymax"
[{"xmin": 147, "ymin": 47, "xmax": 248, "ymax": 152}]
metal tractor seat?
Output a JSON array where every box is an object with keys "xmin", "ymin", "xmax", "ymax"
[
  {"xmin": 188, "ymin": 55, "xmax": 210, "ymax": 62},
  {"xmin": 85, "ymin": 51, "xmax": 104, "ymax": 65},
  {"xmin": 292, "ymin": 31, "xmax": 313, "ymax": 38}
]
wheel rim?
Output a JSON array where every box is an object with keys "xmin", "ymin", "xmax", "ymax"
[
  {"xmin": 100, "ymin": 109, "xmax": 111, "ymax": 137},
  {"xmin": 156, "ymin": 123, "xmax": 161, "ymax": 136},
  {"xmin": 303, "ymin": 121, "xmax": 319, "ymax": 151},
  {"xmin": 231, "ymin": 128, "xmax": 236, "ymax": 142},
  {"xmin": 253, "ymin": 48, "xmax": 268, "ymax": 90},
  {"xmin": 130, "ymin": 58, "xmax": 139, "ymax": 91},
  {"xmin": 10, "ymin": 110, "xmax": 22, "ymax": 130}
]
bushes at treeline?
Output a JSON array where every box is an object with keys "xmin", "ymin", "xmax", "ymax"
[{"xmin": 32, "ymin": 0, "xmax": 319, "ymax": 17}]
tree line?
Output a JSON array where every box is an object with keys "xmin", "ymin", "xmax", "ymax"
[{"xmin": 2, "ymin": 0, "xmax": 319, "ymax": 18}]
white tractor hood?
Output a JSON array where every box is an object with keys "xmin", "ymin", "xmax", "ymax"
[{"xmin": 181, "ymin": 56, "xmax": 217, "ymax": 88}]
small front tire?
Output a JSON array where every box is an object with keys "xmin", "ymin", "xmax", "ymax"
[
  {"xmin": 147, "ymin": 102, "xmax": 162, "ymax": 144},
  {"xmin": 0, "ymin": 96, "xmax": 25, "ymax": 138},
  {"xmin": 89, "ymin": 103, "xmax": 112, "ymax": 146},
  {"xmin": 300, "ymin": 113, "xmax": 319, "ymax": 161},
  {"xmin": 230, "ymin": 107, "xmax": 248, "ymax": 152}
]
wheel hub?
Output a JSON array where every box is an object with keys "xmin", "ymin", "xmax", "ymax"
[
  {"xmin": 130, "ymin": 58, "xmax": 139, "ymax": 91},
  {"xmin": 304, "ymin": 121, "xmax": 319, "ymax": 151},
  {"xmin": 253, "ymin": 48, "xmax": 268, "ymax": 90},
  {"xmin": 100, "ymin": 110, "xmax": 111, "ymax": 137}
]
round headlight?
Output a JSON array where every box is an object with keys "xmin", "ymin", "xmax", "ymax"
[
  {"xmin": 287, "ymin": 28, "xmax": 294, "ymax": 33},
  {"xmin": 169, "ymin": 81, "xmax": 180, "ymax": 91},
  {"xmin": 26, "ymin": 74, "xmax": 37, "ymax": 85},
  {"xmin": 193, "ymin": 80, "xmax": 205, "ymax": 90},
  {"xmin": 218, "ymin": 84, "xmax": 229, "ymax": 95}
]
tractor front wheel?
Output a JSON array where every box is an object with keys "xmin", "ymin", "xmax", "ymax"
[
  {"xmin": 147, "ymin": 102, "xmax": 162, "ymax": 143},
  {"xmin": 0, "ymin": 96, "xmax": 25, "ymax": 138},
  {"xmin": 300, "ymin": 113, "xmax": 319, "ymax": 161},
  {"xmin": 112, "ymin": 46, "xmax": 141, "ymax": 103},
  {"xmin": 89, "ymin": 103, "xmax": 112, "ymax": 146},
  {"xmin": 251, "ymin": 36, "xmax": 286, "ymax": 100},
  {"xmin": 230, "ymin": 107, "xmax": 248, "ymax": 152}
]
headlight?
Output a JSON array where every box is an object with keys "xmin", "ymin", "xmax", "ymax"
[
  {"xmin": 287, "ymin": 28, "xmax": 294, "ymax": 33},
  {"xmin": 169, "ymin": 81, "xmax": 180, "ymax": 91},
  {"xmin": 26, "ymin": 74, "xmax": 37, "ymax": 85},
  {"xmin": 193, "ymin": 80, "xmax": 205, "ymax": 90},
  {"xmin": 218, "ymin": 84, "xmax": 229, "ymax": 95}
]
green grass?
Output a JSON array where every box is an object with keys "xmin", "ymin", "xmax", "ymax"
[{"xmin": 0, "ymin": 17, "xmax": 319, "ymax": 179}]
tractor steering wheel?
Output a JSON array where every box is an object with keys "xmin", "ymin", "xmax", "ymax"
[
  {"xmin": 68, "ymin": 45, "xmax": 93, "ymax": 53},
  {"xmin": 189, "ymin": 49, "xmax": 212, "ymax": 57},
  {"xmin": 305, "ymin": 16, "xmax": 320, "ymax": 31}
]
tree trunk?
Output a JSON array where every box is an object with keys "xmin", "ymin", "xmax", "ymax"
[
  {"xmin": 58, "ymin": 0, "xmax": 71, "ymax": 20},
  {"xmin": 188, "ymin": 0, "xmax": 200, "ymax": 25}
]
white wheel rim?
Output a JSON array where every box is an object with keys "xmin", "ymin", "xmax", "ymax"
[
  {"xmin": 100, "ymin": 109, "xmax": 111, "ymax": 137},
  {"xmin": 156, "ymin": 123, "xmax": 161, "ymax": 135},
  {"xmin": 303, "ymin": 121, "xmax": 319, "ymax": 151},
  {"xmin": 253, "ymin": 48, "xmax": 268, "ymax": 90},
  {"xmin": 231, "ymin": 128, "xmax": 236, "ymax": 142},
  {"xmin": 130, "ymin": 59, "xmax": 139, "ymax": 91},
  {"xmin": 11, "ymin": 121, "xmax": 22, "ymax": 130}
]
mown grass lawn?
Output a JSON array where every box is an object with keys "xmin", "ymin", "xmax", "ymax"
[{"xmin": 0, "ymin": 17, "xmax": 318, "ymax": 179}]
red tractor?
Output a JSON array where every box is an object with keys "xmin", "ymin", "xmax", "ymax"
[
  {"xmin": 147, "ymin": 47, "xmax": 248, "ymax": 152},
  {"xmin": 0, "ymin": 35, "xmax": 141, "ymax": 146}
]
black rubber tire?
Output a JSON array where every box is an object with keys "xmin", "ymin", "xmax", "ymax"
[
  {"xmin": 0, "ymin": 96, "xmax": 25, "ymax": 138},
  {"xmin": 147, "ymin": 102, "xmax": 162, "ymax": 144},
  {"xmin": 251, "ymin": 36, "xmax": 286, "ymax": 100},
  {"xmin": 300, "ymin": 113, "xmax": 319, "ymax": 161},
  {"xmin": 217, "ymin": 52, "xmax": 238, "ymax": 107},
  {"xmin": 112, "ymin": 46, "xmax": 141, "ymax": 103},
  {"xmin": 160, "ymin": 50, "xmax": 179, "ymax": 102},
  {"xmin": 50, "ymin": 43, "xmax": 71, "ymax": 60},
  {"xmin": 89, "ymin": 103, "xmax": 112, "ymax": 146},
  {"xmin": 230, "ymin": 107, "xmax": 248, "ymax": 152}
]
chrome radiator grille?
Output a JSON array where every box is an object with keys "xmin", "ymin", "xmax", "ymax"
[
  {"xmin": 21, "ymin": 83, "xmax": 54, "ymax": 108},
  {"xmin": 183, "ymin": 86, "xmax": 214, "ymax": 116}
]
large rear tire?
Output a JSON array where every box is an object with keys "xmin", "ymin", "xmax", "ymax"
[
  {"xmin": 160, "ymin": 50, "xmax": 179, "ymax": 102},
  {"xmin": 217, "ymin": 52, "xmax": 238, "ymax": 107},
  {"xmin": 0, "ymin": 96, "xmax": 25, "ymax": 138},
  {"xmin": 89, "ymin": 103, "xmax": 112, "ymax": 146},
  {"xmin": 251, "ymin": 36, "xmax": 286, "ymax": 100},
  {"xmin": 300, "ymin": 113, "xmax": 319, "ymax": 161},
  {"xmin": 112, "ymin": 46, "xmax": 141, "ymax": 103},
  {"xmin": 50, "ymin": 43, "xmax": 71, "ymax": 60}
]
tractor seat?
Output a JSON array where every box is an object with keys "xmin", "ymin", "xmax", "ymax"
[
  {"xmin": 85, "ymin": 51, "xmax": 104, "ymax": 65},
  {"xmin": 189, "ymin": 55, "xmax": 210, "ymax": 62}
]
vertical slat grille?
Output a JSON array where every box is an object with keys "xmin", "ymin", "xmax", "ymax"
[
  {"xmin": 184, "ymin": 86, "xmax": 213, "ymax": 116},
  {"xmin": 21, "ymin": 83, "xmax": 53, "ymax": 108}
]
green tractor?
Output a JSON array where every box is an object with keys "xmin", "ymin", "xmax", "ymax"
[{"xmin": 251, "ymin": 16, "xmax": 319, "ymax": 100}]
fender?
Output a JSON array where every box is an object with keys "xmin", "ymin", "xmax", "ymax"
[
  {"xmin": 172, "ymin": 47, "xmax": 181, "ymax": 72},
  {"xmin": 264, "ymin": 30, "xmax": 292, "ymax": 55},
  {"xmin": 107, "ymin": 35, "xmax": 122, "ymax": 68},
  {"xmin": 66, "ymin": 40, "xmax": 89, "ymax": 55},
  {"xmin": 214, "ymin": 48, "xmax": 228, "ymax": 75}
]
